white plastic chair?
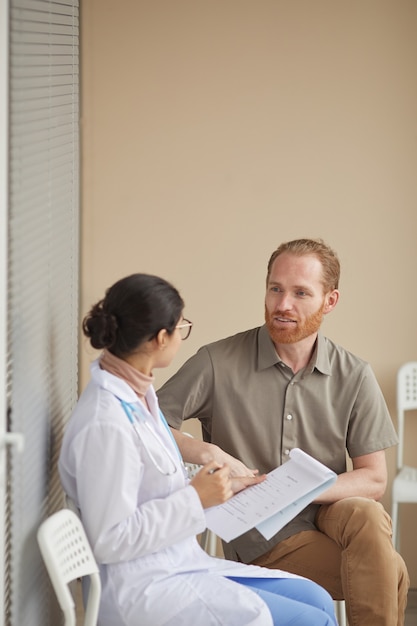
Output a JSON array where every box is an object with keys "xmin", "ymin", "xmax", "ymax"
[
  {"xmin": 37, "ymin": 508, "xmax": 101, "ymax": 626},
  {"xmin": 391, "ymin": 361, "xmax": 417, "ymax": 549}
]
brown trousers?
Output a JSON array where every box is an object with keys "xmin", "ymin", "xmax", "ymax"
[{"xmin": 251, "ymin": 497, "xmax": 409, "ymax": 626}]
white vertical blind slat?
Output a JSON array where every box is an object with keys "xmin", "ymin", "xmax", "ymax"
[
  {"xmin": 0, "ymin": 0, "xmax": 10, "ymax": 624},
  {"xmin": 6, "ymin": 1, "xmax": 79, "ymax": 625}
]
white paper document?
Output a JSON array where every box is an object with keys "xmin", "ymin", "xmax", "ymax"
[{"xmin": 204, "ymin": 448, "xmax": 337, "ymax": 543}]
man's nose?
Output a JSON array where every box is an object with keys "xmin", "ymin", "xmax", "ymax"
[{"xmin": 276, "ymin": 293, "xmax": 293, "ymax": 311}]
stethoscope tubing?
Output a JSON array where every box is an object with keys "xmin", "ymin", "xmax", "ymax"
[{"xmin": 118, "ymin": 397, "xmax": 183, "ymax": 476}]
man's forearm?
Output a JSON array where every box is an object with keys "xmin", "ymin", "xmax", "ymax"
[
  {"xmin": 170, "ymin": 428, "xmax": 257, "ymax": 477},
  {"xmin": 170, "ymin": 428, "xmax": 215, "ymax": 465}
]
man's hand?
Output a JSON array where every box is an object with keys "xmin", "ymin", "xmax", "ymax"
[
  {"xmin": 231, "ymin": 473, "xmax": 267, "ymax": 494},
  {"xmin": 206, "ymin": 446, "xmax": 259, "ymax": 478},
  {"xmin": 314, "ymin": 450, "xmax": 387, "ymax": 503}
]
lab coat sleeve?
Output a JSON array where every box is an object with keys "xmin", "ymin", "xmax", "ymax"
[{"xmin": 69, "ymin": 421, "xmax": 207, "ymax": 564}]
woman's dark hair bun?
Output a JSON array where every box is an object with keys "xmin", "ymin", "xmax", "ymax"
[{"xmin": 82, "ymin": 300, "xmax": 119, "ymax": 350}]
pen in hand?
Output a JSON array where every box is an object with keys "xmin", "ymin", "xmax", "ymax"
[
  {"xmin": 191, "ymin": 463, "xmax": 233, "ymax": 508},
  {"xmin": 208, "ymin": 467, "xmax": 221, "ymax": 475}
]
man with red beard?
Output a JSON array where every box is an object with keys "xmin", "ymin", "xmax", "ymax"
[{"xmin": 158, "ymin": 238, "xmax": 409, "ymax": 626}]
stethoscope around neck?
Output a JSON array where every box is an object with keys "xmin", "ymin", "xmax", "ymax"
[{"xmin": 118, "ymin": 397, "xmax": 184, "ymax": 476}]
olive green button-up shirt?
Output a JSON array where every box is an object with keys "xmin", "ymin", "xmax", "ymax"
[{"xmin": 157, "ymin": 325, "xmax": 398, "ymax": 563}]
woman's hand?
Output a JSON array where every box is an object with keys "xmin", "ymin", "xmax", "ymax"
[
  {"xmin": 190, "ymin": 462, "xmax": 233, "ymax": 509},
  {"xmin": 190, "ymin": 463, "xmax": 267, "ymax": 509}
]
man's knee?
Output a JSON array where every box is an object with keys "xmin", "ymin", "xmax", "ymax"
[{"xmin": 317, "ymin": 497, "xmax": 392, "ymax": 540}]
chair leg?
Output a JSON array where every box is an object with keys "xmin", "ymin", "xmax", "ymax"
[
  {"xmin": 199, "ymin": 528, "xmax": 218, "ymax": 556},
  {"xmin": 391, "ymin": 501, "xmax": 399, "ymax": 549},
  {"xmin": 334, "ymin": 600, "xmax": 347, "ymax": 626},
  {"xmin": 208, "ymin": 529, "xmax": 217, "ymax": 556}
]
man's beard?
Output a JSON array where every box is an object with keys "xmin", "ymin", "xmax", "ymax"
[{"xmin": 265, "ymin": 300, "xmax": 325, "ymax": 345}]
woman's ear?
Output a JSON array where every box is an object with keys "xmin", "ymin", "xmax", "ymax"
[{"xmin": 155, "ymin": 328, "xmax": 168, "ymax": 350}]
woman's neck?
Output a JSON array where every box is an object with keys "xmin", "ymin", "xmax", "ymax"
[
  {"xmin": 123, "ymin": 350, "xmax": 152, "ymax": 376},
  {"xmin": 99, "ymin": 349, "xmax": 154, "ymax": 400}
]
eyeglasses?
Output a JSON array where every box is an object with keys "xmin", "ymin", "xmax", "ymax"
[{"xmin": 176, "ymin": 318, "xmax": 193, "ymax": 340}]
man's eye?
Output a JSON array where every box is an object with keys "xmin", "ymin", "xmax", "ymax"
[
  {"xmin": 296, "ymin": 291, "xmax": 307, "ymax": 297},
  {"xmin": 270, "ymin": 287, "xmax": 281, "ymax": 293}
]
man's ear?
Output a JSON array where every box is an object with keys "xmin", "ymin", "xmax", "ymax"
[{"xmin": 324, "ymin": 289, "xmax": 339, "ymax": 314}]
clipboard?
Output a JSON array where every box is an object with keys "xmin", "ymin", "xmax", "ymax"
[{"xmin": 204, "ymin": 448, "xmax": 337, "ymax": 542}]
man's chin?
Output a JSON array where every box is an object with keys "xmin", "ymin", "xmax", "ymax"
[
  {"xmin": 267, "ymin": 327, "xmax": 299, "ymax": 345},
  {"xmin": 273, "ymin": 334, "xmax": 298, "ymax": 345}
]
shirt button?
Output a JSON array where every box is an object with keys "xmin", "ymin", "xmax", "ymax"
[
  {"xmin": 284, "ymin": 449, "xmax": 290, "ymax": 456},
  {"xmin": 286, "ymin": 414, "xmax": 293, "ymax": 420}
]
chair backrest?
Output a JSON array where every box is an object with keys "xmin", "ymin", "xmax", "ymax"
[
  {"xmin": 37, "ymin": 508, "xmax": 101, "ymax": 626},
  {"xmin": 396, "ymin": 362, "xmax": 417, "ymax": 470}
]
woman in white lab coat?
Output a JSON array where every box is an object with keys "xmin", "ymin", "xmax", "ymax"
[{"xmin": 58, "ymin": 274, "xmax": 336, "ymax": 626}]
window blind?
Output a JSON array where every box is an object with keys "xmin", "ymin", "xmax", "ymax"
[{"xmin": 5, "ymin": 1, "xmax": 79, "ymax": 624}]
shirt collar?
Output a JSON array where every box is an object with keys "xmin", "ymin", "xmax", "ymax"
[
  {"xmin": 257, "ymin": 324, "xmax": 281, "ymax": 370},
  {"xmin": 257, "ymin": 325, "xmax": 331, "ymax": 376},
  {"xmin": 313, "ymin": 333, "xmax": 332, "ymax": 375}
]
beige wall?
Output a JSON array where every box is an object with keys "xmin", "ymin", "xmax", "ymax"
[{"xmin": 81, "ymin": 1, "xmax": 417, "ymax": 583}]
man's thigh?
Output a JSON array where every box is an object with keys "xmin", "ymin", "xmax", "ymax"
[{"xmin": 251, "ymin": 530, "xmax": 344, "ymax": 600}]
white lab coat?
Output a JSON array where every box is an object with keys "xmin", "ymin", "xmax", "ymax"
[{"xmin": 58, "ymin": 360, "xmax": 299, "ymax": 626}]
